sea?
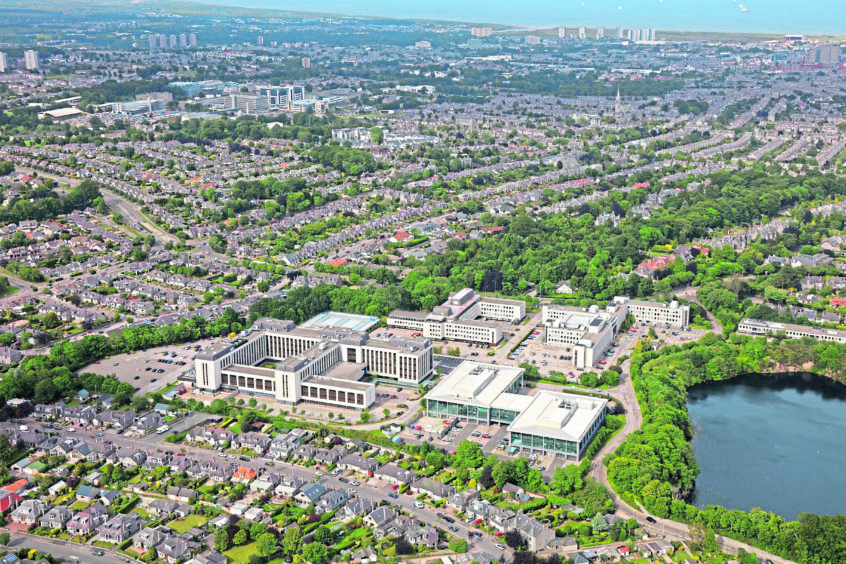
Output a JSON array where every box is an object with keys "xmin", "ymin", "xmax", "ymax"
[{"xmin": 188, "ymin": 0, "xmax": 845, "ymax": 36}]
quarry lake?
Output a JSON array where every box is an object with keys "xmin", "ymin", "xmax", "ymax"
[{"xmin": 688, "ymin": 372, "xmax": 846, "ymax": 520}]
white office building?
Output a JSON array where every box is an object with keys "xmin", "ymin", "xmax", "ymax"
[
  {"xmin": 542, "ymin": 303, "xmax": 627, "ymax": 368},
  {"xmin": 194, "ymin": 316, "xmax": 435, "ymax": 409},
  {"xmin": 738, "ymin": 318, "xmax": 846, "ymax": 343},
  {"xmin": 0, "ymin": 53, "xmax": 7, "ymax": 73},
  {"xmin": 388, "ymin": 288, "xmax": 525, "ymax": 346},
  {"xmin": 425, "ymin": 361, "xmax": 606, "ymax": 459},
  {"xmin": 260, "ymin": 85, "xmax": 306, "ymax": 107},
  {"xmin": 613, "ymin": 296, "xmax": 689, "ymax": 328}
]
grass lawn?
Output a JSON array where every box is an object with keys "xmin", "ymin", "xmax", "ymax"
[
  {"xmin": 123, "ymin": 549, "xmax": 139, "ymax": 558},
  {"xmin": 224, "ymin": 542, "xmax": 259, "ymax": 564},
  {"xmin": 132, "ymin": 507, "xmax": 151, "ymax": 519},
  {"xmin": 169, "ymin": 514, "xmax": 209, "ymax": 534},
  {"xmin": 53, "ymin": 493, "xmax": 73, "ymax": 506},
  {"xmin": 229, "ymin": 423, "xmax": 242, "ymax": 434},
  {"xmin": 57, "ymin": 532, "xmax": 71, "ymax": 540},
  {"xmin": 92, "ymin": 541, "xmax": 116, "ymax": 549},
  {"xmin": 70, "ymin": 500, "xmax": 91, "ymax": 511}
]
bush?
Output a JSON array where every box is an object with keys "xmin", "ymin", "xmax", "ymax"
[{"xmin": 448, "ymin": 539, "xmax": 467, "ymax": 553}]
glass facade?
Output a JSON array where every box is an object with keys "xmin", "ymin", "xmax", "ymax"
[
  {"xmin": 426, "ymin": 399, "xmax": 489, "ymax": 423},
  {"xmin": 510, "ymin": 432, "xmax": 578, "ymax": 456},
  {"xmin": 490, "ymin": 407, "xmax": 518, "ymax": 424}
]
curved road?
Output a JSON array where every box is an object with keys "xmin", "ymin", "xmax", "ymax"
[{"xmin": 589, "ymin": 360, "xmax": 796, "ymax": 563}]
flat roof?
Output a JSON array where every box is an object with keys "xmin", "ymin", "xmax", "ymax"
[
  {"xmin": 426, "ymin": 361, "xmax": 523, "ymax": 408},
  {"xmin": 44, "ymin": 107, "xmax": 83, "ymax": 118},
  {"xmin": 490, "ymin": 392, "xmax": 534, "ymax": 412},
  {"xmin": 481, "ymin": 297, "xmax": 524, "ymax": 306},
  {"xmin": 221, "ymin": 364, "xmax": 275, "ymax": 378},
  {"xmin": 507, "ymin": 391, "xmax": 607, "ymax": 443},
  {"xmin": 320, "ymin": 362, "xmax": 367, "ymax": 381},
  {"xmin": 388, "ymin": 310, "xmax": 430, "ymax": 320},
  {"xmin": 302, "ymin": 311, "xmax": 379, "ymax": 332}
]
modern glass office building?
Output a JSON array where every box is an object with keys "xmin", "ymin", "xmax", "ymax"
[{"xmin": 425, "ymin": 361, "xmax": 607, "ymax": 459}]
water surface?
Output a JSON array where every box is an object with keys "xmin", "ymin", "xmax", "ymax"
[
  {"xmin": 688, "ymin": 372, "xmax": 846, "ymax": 520},
  {"xmin": 191, "ymin": 0, "xmax": 845, "ymax": 35}
]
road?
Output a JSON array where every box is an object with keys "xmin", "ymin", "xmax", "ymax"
[
  {"xmin": 585, "ymin": 353, "xmax": 796, "ymax": 563},
  {"xmin": 673, "ymin": 284, "xmax": 724, "ymax": 335},
  {"xmin": 99, "ymin": 187, "xmax": 179, "ymax": 245},
  {"xmin": 11, "ymin": 414, "xmax": 509, "ymax": 558},
  {"xmin": 4, "ymin": 532, "xmax": 135, "ymax": 564}
]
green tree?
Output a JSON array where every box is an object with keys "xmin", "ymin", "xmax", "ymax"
[
  {"xmin": 454, "ymin": 440, "xmax": 484, "ymax": 469},
  {"xmin": 550, "ymin": 465, "xmax": 584, "ymax": 495},
  {"xmin": 370, "ymin": 126, "xmax": 384, "ymax": 144},
  {"xmin": 591, "ymin": 512, "xmax": 609, "ymax": 533},
  {"xmin": 282, "ymin": 527, "xmax": 303, "ymax": 556},
  {"xmin": 313, "ymin": 525, "xmax": 333, "ymax": 545},
  {"xmin": 215, "ymin": 528, "xmax": 230, "ymax": 552},
  {"xmin": 302, "ymin": 542, "xmax": 329, "ymax": 563},
  {"xmin": 257, "ymin": 532, "xmax": 278, "ymax": 557},
  {"xmin": 233, "ymin": 529, "xmax": 248, "ymax": 546},
  {"xmin": 250, "ymin": 522, "xmax": 268, "ymax": 540}
]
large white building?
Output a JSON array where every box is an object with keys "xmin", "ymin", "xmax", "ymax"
[
  {"xmin": 194, "ymin": 315, "xmax": 435, "ymax": 410},
  {"xmin": 738, "ymin": 318, "xmax": 846, "ymax": 343},
  {"xmin": 0, "ymin": 53, "xmax": 7, "ymax": 73},
  {"xmin": 24, "ymin": 50, "xmax": 39, "ymax": 71},
  {"xmin": 542, "ymin": 303, "xmax": 627, "ymax": 368},
  {"xmin": 613, "ymin": 296, "xmax": 689, "ymax": 328},
  {"xmin": 425, "ymin": 361, "xmax": 606, "ymax": 459},
  {"xmin": 388, "ymin": 288, "xmax": 525, "ymax": 346},
  {"xmin": 259, "ymin": 85, "xmax": 306, "ymax": 107}
]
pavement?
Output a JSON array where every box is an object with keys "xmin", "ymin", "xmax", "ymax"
[{"xmin": 4, "ymin": 532, "xmax": 135, "ymax": 564}]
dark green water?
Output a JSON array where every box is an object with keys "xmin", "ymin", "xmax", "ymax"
[{"xmin": 688, "ymin": 372, "xmax": 846, "ymax": 520}]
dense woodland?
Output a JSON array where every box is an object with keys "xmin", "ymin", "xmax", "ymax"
[
  {"xmin": 607, "ymin": 335, "xmax": 846, "ymax": 564},
  {"xmin": 0, "ymin": 179, "xmax": 101, "ymax": 224}
]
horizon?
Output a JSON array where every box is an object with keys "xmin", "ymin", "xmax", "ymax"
[{"xmin": 184, "ymin": 0, "xmax": 845, "ymax": 35}]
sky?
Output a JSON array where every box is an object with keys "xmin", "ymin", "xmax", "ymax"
[{"xmin": 188, "ymin": 0, "xmax": 845, "ymax": 35}]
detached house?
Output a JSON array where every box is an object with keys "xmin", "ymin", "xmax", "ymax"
[
  {"xmin": 98, "ymin": 514, "xmax": 145, "ymax": 542},
  {"xmin": 40, "ymin": 506, "xmax": 73, "ymax": 530},
  {"xmin": 294, "ymin": 483, "xmax": 328, "ymax": 507},
  {"xmin": 317, "ymin": 489, "xmax": 349, "ymax": 513},
  {"xmin": 234, "ymin": 432, "xmax": 271, "ymax": 453},
  {"xmin": 11, "ymin": 499, "xmax": 46, "ymax": 524},
  {"xmin": 374, "ymin": 464, "xmax": 417, "ymax": 485},
  {"xmin": 338, "ymin": 453, "xmax": 379, "ymax": 475},
  {"xmin": 411, "ymin": 477, "xmax": 456, "ymax": 501},
  {"xmin": 67, "ymin": 502, "xmax": 108, "ymax": 536}
]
